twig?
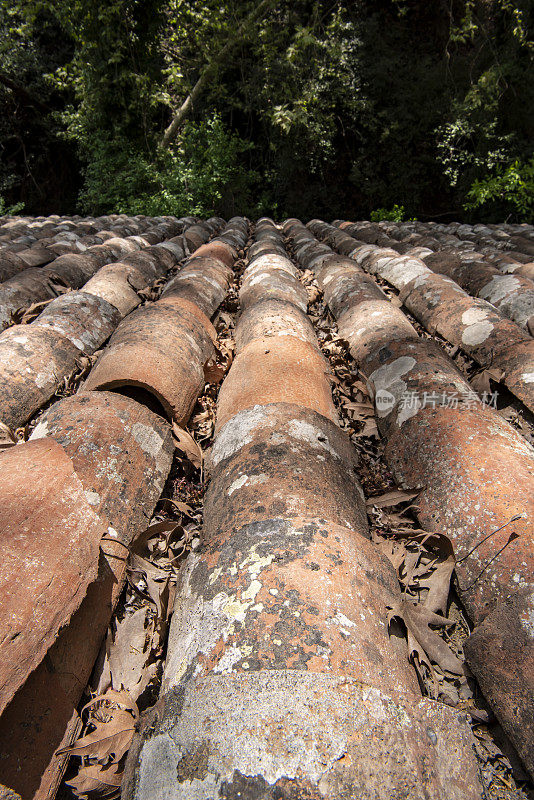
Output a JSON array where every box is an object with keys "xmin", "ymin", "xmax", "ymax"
[
  {"xmin": 457, "ymin": 531, "xmax": 521, "ymax": 592},
  {"xmin": 456, "ymin": 514, "xmax": 522, "ymax": 563}
]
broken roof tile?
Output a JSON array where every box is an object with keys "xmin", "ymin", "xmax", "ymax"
[{"xmin": 0, "ymin": 437, "xmax": 107, "ymax": 714}]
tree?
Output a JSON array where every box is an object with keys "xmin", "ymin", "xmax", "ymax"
[
  {"xmin": 160, "ymin": 0, "xmax": 276, "ymax": 147},
  {"xmin": 0, "ymin": 0, "xmax": 532, "ymax": 220}
]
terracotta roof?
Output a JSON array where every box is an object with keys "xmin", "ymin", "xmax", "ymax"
[{"xmin": 0, "ymin": 213, "xmax": 532, "ymax": 799}]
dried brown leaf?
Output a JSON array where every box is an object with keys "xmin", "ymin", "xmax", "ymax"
[
  {"xmin": 92, "ymin": 638, "xmax": 112, "ymax": 696},
  {"xmin": 66, "ymin": 763, "xmax": 122, "ymax": 799},
  {"xmin": 161, "ymin": 498, "xmax": 195, "ymax": 517},
  {"xmin": 0, "ymin": 422, "xmax": 16, "ymax": 451},
  {"xmin": 404, "ymin": 626, "xmax": 442, "ymax": 699},
  {"xmin": 354, "ymin": 418, "xmax": 379, "ymax": 438},
  {"xmin": 145, "ymin": 571, "xmax": 170, "ymax": 620},
  {"xmin": 108, "ymin": 608, "xmax": 151, "ymax": 698},
  {"xmin": 171, "ymin": 423, "xmax": 203, "ymax": 469},
  {"xmin": 366, "ymin": 489, "xmax": 419, "ymax": 509},
  {"xmin": 388, "ymin": 598, "xmax": 465, "ymax": 675},
  {"xmin": 128, "ymin": 553, "xmax": 174, "ymax": 624},
  {"xmin": 372, "ymin": 531, "xmax": 407, "ymax": 571},
  {"xmin": 132, "ymin": 519, "xmax": 184, "ymax": 555},
  {"xmin": 217, "ymin": 311, "xmax": 234, "ymax": 328},
  {"xmin": 57, "ymin": 710, "xmax": 135, "ymax": 762},
  {"xmin": 469, "ymin": 367, "xmax": 504, "ymax": 395},
  {"xmin": 129, "ymin": 552, "xmax": 168, "ymax": 580},
  {"xmin": 343, "ymin": 401, "xmax": 375, "ymax": 421},
  {"xmin": 48, "ymin": 276, "xmax": 70, "ymax": 295},
  {"xmin": 203, "ymin": 359, "xmax": 226, "ymax": 385},
  {"xmin": 419, "ymin": 556, "xmax": 455, "ymax": 615},
  {"xmin": 307, "ymin": 285, "xmax": 321, "ymax": 304},
  {"xmin": 18, "ymin": 298, "xmax": 55, "ymax": 324},
  {"xmin": 352, "ymin": 380, "xmax": 369, "ymax": 396},
  {"xmin": 82, "ymin": 688, "xmax": 139, "ymax": 718},
  {"xmin": 402, "ymin": 548, "xmax": 423, "ymax": 585}
]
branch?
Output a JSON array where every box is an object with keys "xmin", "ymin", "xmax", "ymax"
[
  {"xmin": 0, "ymin": 73, "xmax": 50, "ymax": 112},
  {"xmin": 160, "ymin": 0, "xmax": 275, "ymax": 149}
]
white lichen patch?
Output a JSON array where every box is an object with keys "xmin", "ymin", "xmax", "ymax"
[
  {"xmin": 381, "ymin": 259, "xmax": 429, "ymax": 289},
  {"xmin": 332, "ymin": 611, "xmax": 357, "ymax": 628},
  {"xmin": 461, "ymin": 320, "xmax": 494, "ymax": 345},
  {"xmin": 35, "ymin": 369, "xmax": 53, "ymax": 389},
  {"xmin": 461, "ymin": 307, "xmax": 489, "ymax": 326},
  {"xmin": 396, "ymin": 394, "xmax": 422, "ymax": 426},
  {"xmin": 213, "ymin": 644, "xmax": 245, "ymax": 674},
  {"xmin": 239, "ymin": 546, "xmax": 275, "ymax": 579},
  {"xmin": 84, "ymin": 490, "xmax": 101, "ymax": 506},
  {"xmin": 227, "ymin": 475, "xmax": 249, "ymax": 496},
  {"xmin": 286, "ymin": 419, "xmax": 341, "ymax": 459},
  {"xmin": 95, "ymin": 456, "xmax": 122, "ymax": 485},
  {"xmin": 369, "ymin": 356, "xmax": 416, "ymax": 418},
  {"xmin": 131, "ymin": 422, "xmax": 165, "ymax": 459},
  {"xmin": 520, "ymin": 594, "xmax": 534, "ymax": 638},
  {"xmin": 211, "ymin": 405, "xmax": 269, "ymax": 466},
  {"xmin": 222, "ymin": 580, "xmax": 262, "ymax": 622},
  {"xmin": 479, "ymin": 274, "xmax": 521, "ymax": 304}
]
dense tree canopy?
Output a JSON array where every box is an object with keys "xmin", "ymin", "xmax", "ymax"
[{"xmin": 0, "ymin": 0, "xmax": 532, "ymax": 220}]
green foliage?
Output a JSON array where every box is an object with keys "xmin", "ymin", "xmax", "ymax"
[
  {"xmin": 0, "ymin": 0, "xmax": 532, "ymax": 220},
  {"xmin": 0, "ymin": 197, "xmax": 25, "ymax": 215},
  {"xmin": 370, "ymin": 205, "xmax": 408, "ymax": 222},
  {"xmin": 79, "ymin": 114, "xmax": 257, "ymax": 216},
  {"xmin": 0, "ymin": 0, "xmax": 77, "ymax": 211},
  {"xmin": 466, "ymin": 155, "xmax": 534, "ymax": 221},
  {"xmin": 47, "ymin": 0, "xmax": 166, "ymax": 141},
  {"xmin": 434, "ymin": 0, "xmax": 534, "ymax": 220},
  {"xmin": 435, "ymin": 68, "xmax": 514, "ymax": 189}
]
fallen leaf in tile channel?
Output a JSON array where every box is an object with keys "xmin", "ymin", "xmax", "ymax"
[
  {"xmin": 60, "ymin": 502, "xmax": 202, "ymax": 798},
  {"xmin": 58, "ymin": 690, "xmax": 138, "ymax": 799},
  {"xmin": 0, "ymin": 422, "xmax": 16, "ymax": 451},
  {"xmin": 14, "ymin": 296, "xmax": 57, "ymax": 325},
  {"xmin": 172, "ymin": 423, "xmax": 203, "ymax": 470},
  {"xmin": 310, "ymin": 266, "xmax": 469, "ymax": 698}
]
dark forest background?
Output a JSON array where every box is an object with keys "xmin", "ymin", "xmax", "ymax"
[{"xmin": 0, "ymin": 0, "xmax": 533, "ymax": 221}]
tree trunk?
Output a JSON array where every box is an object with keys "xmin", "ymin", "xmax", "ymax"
[{"xmin": 160, "ymin": 0, "xmax": 274, "ymax": 149}]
